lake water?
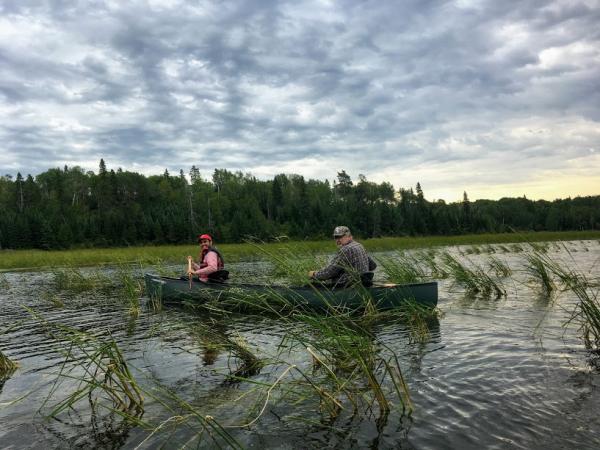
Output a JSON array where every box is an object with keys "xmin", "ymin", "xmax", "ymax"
[{"xmin": 1, "ymin": 240, "xmax": 599, "ymax": 449}]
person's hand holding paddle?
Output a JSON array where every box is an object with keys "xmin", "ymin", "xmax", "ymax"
[{"xmin": 187, "ymin": 256, "xmax": 194, "ymax": 289}]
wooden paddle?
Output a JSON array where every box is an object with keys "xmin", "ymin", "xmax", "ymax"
[{"xmin": 187, "ymin": 256, "xmax": 193, "ymax": 290}]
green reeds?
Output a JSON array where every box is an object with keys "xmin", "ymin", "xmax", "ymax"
[
  {"xmin": 51, "ymin": 267, "xmax": 111, "ymax": 293},
  {"xmin": 246, "ymin": 238, "xmax": 327, "ymax": 286},
  {"xmin": 488, "ymin": 256, "xmax": 512, "ymax": 278},
  {"xmin": 441, "ymin": 252, "xmax": 506, "ymax": 298},
  {"xmin": 44, "ymin": 335, "xmax": 145, "ymax": 417},
  {"xmin": 290, "ymin": 309, "xmax": 414, "ymax": 417},
  {"xmin": 378, "ymin": 251, "xmax": 429, "ymax": 284},
  {"xmin": 523, "ymin": 252, "xmax": 555, "ymax": 295},
  {"xmin": 0, "ymin": 350, "xmax": 18, "ymax": 376},
  {"xmin": 114, "ymin": 264, "xmax": 144, "ymax": 315},
  {"xmin": 0, "ymin": 273, "xmax": 9, "ymax": 290},
  {"xmin": 523, "ymin": 249, "xmax": 600, "ymax": 352},
  {"xmin": 1, "ymin": 325, "xmax": 19, "ymax": 377}
]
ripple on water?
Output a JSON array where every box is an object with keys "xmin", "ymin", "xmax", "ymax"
[{"xmin": 1, "ymin": 246, "xmax": 600, "ymax": 449}]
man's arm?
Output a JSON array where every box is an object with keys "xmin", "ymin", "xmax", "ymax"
[{"xmin": 311, "ymin": 252, "xmax": 344, "ymax": 280}]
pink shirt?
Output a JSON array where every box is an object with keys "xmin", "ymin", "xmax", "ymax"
[{"xmin": 195, "ymin": 251, "xmax": 219, "ymax": 281}]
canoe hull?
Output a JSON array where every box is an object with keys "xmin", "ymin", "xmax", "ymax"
[{"xmin": 145, "ymin": 273, "xmax": 438, "ymax": 311}]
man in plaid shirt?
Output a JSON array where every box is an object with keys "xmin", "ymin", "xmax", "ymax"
[{"xmin": 308, "ymin": 226, "xmax": 377, "ymax": 288}]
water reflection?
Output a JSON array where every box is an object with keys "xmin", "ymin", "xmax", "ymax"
[
  {"xmin": 46, "ymin": 409, "xmax": 134, "ymax": 449},
  {"xmin": 1, "ymin": 243, "xmax": 600, "ymax": 449}
]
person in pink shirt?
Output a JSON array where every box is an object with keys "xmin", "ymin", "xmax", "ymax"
[{"xmin": 190, "ymin": 233, "xmax": 226, "ymax": 282}]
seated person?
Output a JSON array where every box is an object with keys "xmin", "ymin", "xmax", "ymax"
[
  {"xmin": 187, "ymin": 233, "xmax": 228, "ymax": 282},
  {"xmin": 308, "ymin": 226, "xmax": 376, "ymax": 288}
]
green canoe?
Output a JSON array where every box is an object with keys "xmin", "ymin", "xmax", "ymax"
[{"xmin": 144, "ymin": 273, "xmax": 438, "ymax": 310}]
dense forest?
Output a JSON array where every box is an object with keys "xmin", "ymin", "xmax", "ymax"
[{"xmin": 1, "ymin": 160, "xmax": 599, "ymax": 250}]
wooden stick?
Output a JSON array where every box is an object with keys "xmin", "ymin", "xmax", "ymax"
[{"xmin": 187, "ymin": 256, "xmax": 193, "ymax": 290}]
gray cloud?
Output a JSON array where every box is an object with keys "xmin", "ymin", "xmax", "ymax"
[{"xmin": 1, "ymin": 0, "xmax": 599, "ymax": 200}]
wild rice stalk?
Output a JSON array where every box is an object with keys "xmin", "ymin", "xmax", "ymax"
[
  {"xmin": 523, "ymin": 252, "xmax": 555, "ymax": 295},
  {"xmin": 414, "ymin": 249, "xmax": 448, "ymax": 279},
  {"xmin": 441, "ymin": 252, "xmax": 506, "ymax": 298},
  {"xmin": 0, "ymin": 274, "xmax": 9, "ymax": 290},
  {"xmin": 531, "ymin": 249, "xmax": 600, "ymax": 351},
  {"xmin": 114, "ymin": 264, "xmax": 144, "ymax": 315},
  {"xmin": 245, "ymin": 239, "xmax": 327, "ymax": 286},
  {"xmin": 378, "ymin": 251, "xmax": 429, "ymax": 284},
  {"xmin": 0, "ymin": 350, "xmax": 18, "ymax": 376},
  {"xmin": 488, "ymin": 256, "xmax": 512, "ymax": 278}
]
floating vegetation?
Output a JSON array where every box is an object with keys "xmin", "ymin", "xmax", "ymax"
[
  {"xmin": 441, "ymin": 252, "xmax": 506, "ymax": 298},
  {"xmin": 529, "ymin": 242, "xmax": 549, "ymax": 253},
  {"xmin": 41, "ymin": 291, "xmax": 65, "ymax": 308}
]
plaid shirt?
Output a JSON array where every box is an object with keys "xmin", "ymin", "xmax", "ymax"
[{"xmin": 313, "ymin": 240, "xmax": 376, "ymax": 287}]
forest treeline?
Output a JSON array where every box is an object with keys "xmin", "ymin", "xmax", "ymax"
[{"xmin": 1, "ymin": 160, "xmax": 599, "ymax": 250}]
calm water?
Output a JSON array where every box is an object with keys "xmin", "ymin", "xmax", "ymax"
[{"xmin": 1, "ymin": 241, "xmax": 599, "ymax": 449}]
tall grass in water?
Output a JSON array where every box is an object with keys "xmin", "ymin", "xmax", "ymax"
[
  {"xmin": 29, "ymin": 318, "xmax": 145, "ymax": 417},
  {"xmin": 1, "ymin": 325, "xmax": 19, "ymax": 377},
  {"xmin": 113, "ymin": 263, "xmax": 144, "ymax": 316},
  {"xmin": 441, "ymin": 252, "xmax": 506, "ymax": 298},
  {"xmin": 414, "ymin": 249, "xmax": 448, "ymax": 279},
  {"xmin": 28, "ymin": 307, "xmax": 244, "ymax": 448},
  {"xmin": 51, "ymin": 267, "xmax": 106, "ymax": 293},
  {"xmin": 274, "ymin": 309, "xmax": 413, "ymax": 418},
  {"xmin": 0, "ymin": 351, "xmax": 18, "ymax": 376},
  {"xmin": 524, "ymin": 252, "xmax": 555, "ymax": 295},
  {"xmin": 488, "ymin": 256, "xmax": 512, "ymax": 278},
  {"xmin": 245, "ymin": 238, "xmax": 327, "ymax": 286},
  {"xmin": 0, "ymin": 273, "xmax": 9, "ymax": 290},
  {"xmin": 378, "ymin": 251, "xmax": 429, "ymax": 284},
  {"xmin": 522, "ymin": 249, "xmax": 600, "ymax": 353}
]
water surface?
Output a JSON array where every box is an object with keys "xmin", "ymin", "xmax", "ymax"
[{"xmin": 1, "ymin": 240, "xmax": 599, "ymax": 449}]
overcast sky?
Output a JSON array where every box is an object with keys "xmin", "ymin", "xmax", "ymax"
[{"xmin": 1, "ymin": 0, "xmax": 599, "ymax": 201}]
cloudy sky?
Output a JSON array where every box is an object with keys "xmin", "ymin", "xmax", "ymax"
[{"xmin": 1, "ymin": 0, "xmax": 599, "ymax": 201}]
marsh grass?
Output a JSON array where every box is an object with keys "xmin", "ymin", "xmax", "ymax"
[
  {"xmin": 245, "ymin": 238, "xmax": 327, "ymax": 286},
  {"xmin": 113, "ymin": 263, "xmax": 144, "ymax": 315},
  {"xmin": 39, "ymin": 332, "xmax": 145, "ymax": 418},
  {"xmin": 286, "ymin": 308, "xmax": 415, "ymax": 417},
  {"xmin": 520, "ymin": 248, "xmax": 600, "ymax": 353},
  {"xmin": 414, "ymin": 249, "xmax": 448, "ymax": 279},
  {"xmin": 0, "ymin": 351, "xmax": 18, "ymax": 376},
  {"xmin": 488, "ymin": 256, "xmax": 512, "ymax": 278},
  {"xmin": 191, "ymin": 323, "xmax": 263, "ymax": 379},
  {"xmin": 523, "ymin": 252, "xmax": 555, "ymax": 295},
  {"xmin": 0, "ymin": 273, "xmax": 9, "ymax": 290},
  {"xmin": 377, "ymin": 252, "xmax": 429, "ymax": 284},
  {"xmin": 3, "ymin": 231, "xmax": 600, "ymax": 271},
  {"xmin": 1, "ymin": 325, "xmax": 20, "ymax": 377},
  {"xmin": 51, "ymin": 267, "xmax": 112, "ymax": 294},
  {"xmin": 27, "ymin": 306, "xmax": 244, "ymax": 448},
  {"xmin": 441, "ymin": 252, "xmax": 506, "ymax": 298}
]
